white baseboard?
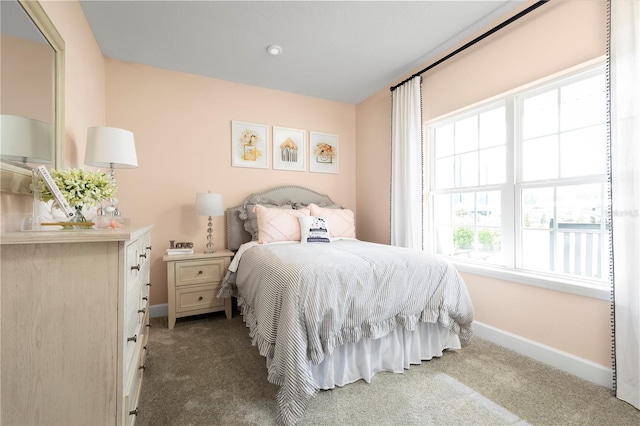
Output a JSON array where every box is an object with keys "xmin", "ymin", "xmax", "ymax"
[
  {"xmin": 150, "ymin": 303, "xmax": 168, "ymax": 319},
  {"xmin": 473, "ymin": 321, "xmax": 613, "ymax": 389}
]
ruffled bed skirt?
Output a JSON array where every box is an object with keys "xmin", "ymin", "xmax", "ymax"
[{"xmin": 267, "ymin": 322, "xmax": 461, "ymax": 390}]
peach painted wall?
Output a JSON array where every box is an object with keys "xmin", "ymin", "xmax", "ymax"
[
  {"xmin": 105, "ymin": 60, "xmax": 356, "ymax": 306},
  {"xmin": 356, "ymin": 0, "xmax": 611, "ymax": 366},
  {"xmin": 0, "ymin": 0, "xmax": 105, "ymax": 232},
  {"xmin": 1, "ymin": 35, "xmax": 53, "ymax": 121}
]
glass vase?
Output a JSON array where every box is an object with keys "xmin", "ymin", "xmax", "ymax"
[{"xmin": 71, "ymin": 206, "xmax": 87, "ymax": 223}]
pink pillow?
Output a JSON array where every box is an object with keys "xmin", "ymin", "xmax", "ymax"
[
  {"xmin": 254, "ymin": 204, "xmax": 310, "ymax": 243},
  {"xmin": 308, "ymin": 204, "xmax": 355, "ymax": 238}
]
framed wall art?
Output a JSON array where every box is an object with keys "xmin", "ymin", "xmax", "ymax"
[
  {"xmin": 309, "ymin": 131, "xmax": 338, "ymax": 174},
  {"xmin": 231, "ymin": 121, "xmax": 269, "ymax": 169},
  {"xmin": 273, "ymin": 126, "xmax": 306, "ymax": 172}
]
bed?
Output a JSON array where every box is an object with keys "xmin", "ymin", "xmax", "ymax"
[{"xmin": 218, "ymin": 185, "xmax": 474, "ymax": 425}]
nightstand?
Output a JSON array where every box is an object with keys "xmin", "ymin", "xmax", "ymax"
[{"xmin": 164, "ymin": 250, "xmax": 234, "ymax": 329}]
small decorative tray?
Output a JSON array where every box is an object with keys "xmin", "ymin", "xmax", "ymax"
[{"xmin": 40, "ymin": 222, "xmax": 96, "ymax": 230}]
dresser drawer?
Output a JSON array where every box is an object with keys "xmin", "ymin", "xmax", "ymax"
[
  {"xmin": 124, "ymin": 327, "xmax": 147, "ymax": 426},
  {"xmin": 175, "ymin": 284, "xmax": 224, "ymax": 313},
  {"xmin": 175, "ymin": 258, "xmax": 225, "ymax": 286},
  {"xmin": 124, "ymin": 293, "xmax": 148, "ymax": 373},
  {"xmin": 125, "ymin": 238, "xmax": 147, "ymax": 287}
]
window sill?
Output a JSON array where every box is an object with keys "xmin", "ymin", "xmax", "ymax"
[{"xmin": 448, "ymin": 259, "xmax": 611, "ymax": 301}]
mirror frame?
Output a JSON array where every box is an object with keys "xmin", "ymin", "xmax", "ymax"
[{"xmin": 1, "ymin": 0, "xmax": 64, "ymax": 194}]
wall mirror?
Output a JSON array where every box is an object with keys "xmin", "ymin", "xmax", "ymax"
[{"xmin": 0, "ymin": 0, "xmax": 64, "ymax": 194}]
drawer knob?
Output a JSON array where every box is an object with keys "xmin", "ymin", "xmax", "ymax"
[
  {"xmin": 129, "ymin": 409, "xmax": 138, "ymax": 416},
  {"xmin": 146, "ymin": 282, "xmax": 152, "ymax": 287},
  {"xmin": 139, "ymin": 364, "xmax": 147, "ymax": 371},
  {"xmin": 140, "ymin": 253, "xmax": 147, "ymax": 259},
  {"xmin": 127, "ymin": 334, "xmax": 137, "ymax": 343},
  {"xmin": 146, "ymin": 322, "xmax": 152, "ymax": 328},
  {"xmin": 198, "ymin": 270, "xmax": 203, "ymax": 275},
  {"xmin": 138, "ymin": 308, "xmax": 146, "ymax": 314},
  {"xmin": 131, "ymin": 264, "xmax": 140, "ymax": 271},
  {"xmin": 142, "ymin": 296, "xmax": 148, "ymax": 301},
  {"xmin": 146, "ymin": 246, "xmax": 152, "ymax": 251},
  {"xmin": 198, "ymin": 296, "xmax": 204, "ymax": 301}
]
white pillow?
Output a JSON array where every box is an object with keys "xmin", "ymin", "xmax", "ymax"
[
  {"xmin": 308, "ymin": 203, "xmax": 355, "ymax": 238},
  {"xmin": 299, "ymin": 216, "xmax": 331, "ymax": 243}
]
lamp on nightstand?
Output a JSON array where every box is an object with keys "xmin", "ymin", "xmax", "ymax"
[{"xmin": 195, "ymin": 191, "xmax": 224, "ymax": 254}]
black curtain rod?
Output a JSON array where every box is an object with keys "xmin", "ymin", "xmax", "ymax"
[{"xmin": 390, "ymin": 0, "xmax": 549, "ymax": 92}]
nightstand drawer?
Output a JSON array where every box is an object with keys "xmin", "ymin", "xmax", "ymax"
[
  {"xmin": 175, "ymin": 284, "xmax": 224, "ymax": 313},
  {"xmin": 175, "ymin": 259, "xmax": 225, "ymax": 286}
]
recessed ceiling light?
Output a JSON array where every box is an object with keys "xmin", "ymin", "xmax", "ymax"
[{"xmin": 266, "ymin": 45, "xmax": 282, "ymax": 56}]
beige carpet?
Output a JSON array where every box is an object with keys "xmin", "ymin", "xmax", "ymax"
[{"xmin": 136, "ymin": 312, "xmax": 640, "ymax": 425}]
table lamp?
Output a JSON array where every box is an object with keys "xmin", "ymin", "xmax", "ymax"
[
  {"xmin": 0, "ymin": 114, "xmax": 52, "ymax": 168},
  {"xmin": 1, "ymin": 115, "xmax": 53, "ymax": 229},
  {"xmin": 84, "ymin": 126, "xmax": 138, "ymax": 216},
  {"xmin": 195, "ymin": 192, "xmax": 224, "ymax": 254}
]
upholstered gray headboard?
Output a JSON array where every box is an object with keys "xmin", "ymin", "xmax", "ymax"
[{"xmin": 226, "ymin": 185, "xmax": 339, "ymax": 251}]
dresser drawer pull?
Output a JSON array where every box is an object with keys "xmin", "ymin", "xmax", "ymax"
[
  {"xmin": 146, "ymin": 282, "xmax": 152, "ymax": 287},
  {"xmin": 129, "ymin": 409, "xmax": 138, "ymax": 416},
  {"xmin": 198, "ymin": 296, "xmax": 204, "ymax": 301},
  {"xmin": 143, "ymin": 345, "xmax": 147, "ymax": 351},
  {"xmin": 127, "ymin": 334, "xmax": 137, "ymax": 343},
  {"xmin": 131, "ymin": 264, "xmax": 140, "ymax": 271},
  {"xmin": 146, "ymin": 322, "xmax": 152, "ymax": 328},
  {"xmin": 139, "ymin": 364, "xmax": 147, "ymax": 371},
  {"xmin": 139, "ymin": 253, "xmax": 147, "ymax": 259},
  {"xmin": 138, "ymin": 308, "xmax": 146, "ymax": 314},
  {"xmin": 142, "ymin": 296, "xmax": 148, "ymax": 301},
  {"xmin": 198, "ymin": 270, "xmax": 203, "ymax": 275},
  {"xmin": 146, "ymin": 246, "xmax": 152, "ymax": 252}
]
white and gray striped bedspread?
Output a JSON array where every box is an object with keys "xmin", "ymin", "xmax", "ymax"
[{"xmin": 218, "ymin": 239, "xmax": 474, "ymax": 425}]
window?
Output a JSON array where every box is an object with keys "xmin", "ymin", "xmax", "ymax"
[{"xmin": 427, "ymin": 64, "xmax": 609, "ymax": 290}]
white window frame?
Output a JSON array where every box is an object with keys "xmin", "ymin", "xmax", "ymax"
[{"xmin": 425, "ymin": 62, "xmax": 609, "ymax": 301}]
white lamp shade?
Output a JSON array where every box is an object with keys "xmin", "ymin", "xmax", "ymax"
[
  {"xmin": 0, "ymin": 114, "xmax": 52, "ymax": 164},
  {"xmin": 85, "ymin": 126, "xmax": 138, "ymax": 168},
  {"xmin": 195, "ymin": 192, "xmax": 224, "ymax": 216}
]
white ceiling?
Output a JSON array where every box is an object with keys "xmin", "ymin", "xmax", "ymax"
[{"xmin": 78, "ymin": 0, "xmax": 527, "ymax": 105}]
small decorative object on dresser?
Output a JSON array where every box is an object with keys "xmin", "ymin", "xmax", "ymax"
[{"xmin": 164, "ymin": 250, "xmax": 234, "ymax": 329}]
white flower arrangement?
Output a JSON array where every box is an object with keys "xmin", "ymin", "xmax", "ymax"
[{"xmin": 40, "ymin": 168, "xmax": 116, "ymax": 209}]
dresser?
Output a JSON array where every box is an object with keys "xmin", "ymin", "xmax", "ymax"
[
  {"xmin": 0, "ymin": 225, "xmax": 153, "ymax": 426},
  {"xmin": 164, "ymin": 250, "xmax": 233, "ymax": 329}
]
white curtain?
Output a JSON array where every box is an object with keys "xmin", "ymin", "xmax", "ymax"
[
  {"xmin": 391, "ymin": 76, "xmax": 423, "ymax": 249},
  {"xmin": 611, "ymin": 0, "xmax": 640, "ymax": 410}
]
